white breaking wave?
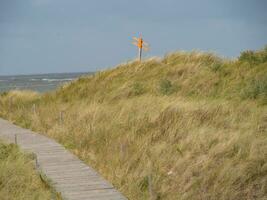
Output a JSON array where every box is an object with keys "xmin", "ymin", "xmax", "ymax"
[{"xmin": 41, "ymin": 78, "xmax": 74, "ymax": 82}]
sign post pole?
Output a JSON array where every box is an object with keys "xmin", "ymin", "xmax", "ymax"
[
  {"xmin": 132, "ymin": 35, "xmax": 149, "ymax": 62},
  {"xmin": 139, "ymin": 47, "xmax": 142, "ymax": 62}
]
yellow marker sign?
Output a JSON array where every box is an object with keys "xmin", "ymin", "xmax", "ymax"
[{"xmin": 132, "ymin": 35, "xmax": 149, "ymax": 61}]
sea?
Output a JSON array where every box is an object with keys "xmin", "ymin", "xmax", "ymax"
[{"xmin": 0, "ymin": 72, "xmax": 92, "ymax": 93}]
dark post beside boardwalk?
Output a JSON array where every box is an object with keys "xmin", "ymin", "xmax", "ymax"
[{"xmin": 0, "ymin": 118, "xmax": 126, "ymax": 200}]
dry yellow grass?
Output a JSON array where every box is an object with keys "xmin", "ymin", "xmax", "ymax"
[
  {"xmin": 0, "ymin": 48, "xmax": 266, "ymax": 199},
  {"xmin": 0, "ymin": 141, "xmax": 58, "ymax": 200}
]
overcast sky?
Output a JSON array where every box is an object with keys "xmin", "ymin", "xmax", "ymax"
[{"xmin": 0, "ymin": 0, "xmax": 267, "ymax": 75}]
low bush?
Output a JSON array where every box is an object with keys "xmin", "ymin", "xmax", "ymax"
[
  {"xmin": 242, "ymin": 75, "xmax": 267, "ymax": 103},
  {"xmin": 159, "ymin": 79, "xmax": 174, "ymax": 95},
  {"xmin": 132, "ymin": 82, "xmax": 145, "ymax": 96},
  {"xmin": 239, "ymin": 46, "xmax": 267, "ymax": 65}
]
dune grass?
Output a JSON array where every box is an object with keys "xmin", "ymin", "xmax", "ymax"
[
  {"xmin": 0, "ymin": 47, "xmax": 267, "ymax": 199},
  {"xmin": 0, "ymin": 141, "xmax": 60, "ymax": 200}
]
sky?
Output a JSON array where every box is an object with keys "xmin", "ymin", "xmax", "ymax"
[{"xmin": 0, "ymin": 0, "xmax": 267, "ymax": 75}]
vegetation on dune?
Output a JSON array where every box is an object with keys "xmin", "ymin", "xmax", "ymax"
[
  {"xmin": 0, "ymin": 46, "xmax": 267, "ymax": 199},
  {"xmin": 52, "ymin": 47, "xmax": 267, "ymax": 104},
  {"xmin": 0, "ymin": 141, "xmax": 60, "ymax": 200}
]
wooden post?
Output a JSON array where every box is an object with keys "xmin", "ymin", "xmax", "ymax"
[
  {"xmin": 32, "ymin": 104, "xmax": 36, "ymax": 115},
  {"xmin": 15, "ymin": 134, "xmax": 17, "ymax": 145},
  {"xmin": 35, "ymin": 155, "xmax": 39, "ymax": 169},
  {"xmin": 148, "ymin": 172, "xmax": 154, "ymax": 200},
  {"xmin": 59, "ymin": 111, "xmax": 64, "ymax": 125},
  {"xmin": 148, "ymin": 159, "xmax": 155, "ymax": 200},
  {"xmin": 139, "ymin": 47, "xmax": 142, "ymax": 62},
  {"xmin": 51, "ymin": 192, "xmax": 56, "ymax": 200},
  {"xmin": 8, "ymin": 97, "xmax": 13, "ymax": 112},
  {"xmin": 120, "ymin": 143, "xmax": 127, "ymax": 159},
  {"xmin": 132, "ymin": 35, "xmax": 148, "ymax": 62}
]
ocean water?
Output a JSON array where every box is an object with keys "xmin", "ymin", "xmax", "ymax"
[{"xmin": 0, "ymin": 72, "xmax": 92, "ymax": 93}]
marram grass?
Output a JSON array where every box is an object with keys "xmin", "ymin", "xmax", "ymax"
[
  {"xmin": 0, "ymin": 47, "xmax": 267, "ymax": 199},
  {"xmin": 0, "ymin": 141, "xmax": 61, "ymax": 200}
]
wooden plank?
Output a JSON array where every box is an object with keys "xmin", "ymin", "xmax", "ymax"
[{"xmin": 0, "ymin": 118, "xmax": 127, "ymax": 200}]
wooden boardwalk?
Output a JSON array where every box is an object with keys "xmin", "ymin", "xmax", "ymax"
[{"xmin": 0, "ymin": 118, "xmax": 126, "ymax": 200}]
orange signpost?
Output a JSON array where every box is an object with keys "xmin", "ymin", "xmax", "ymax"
[{"xmin": 132, "ymin": 35, "xmax": 149, "ymax": 62}]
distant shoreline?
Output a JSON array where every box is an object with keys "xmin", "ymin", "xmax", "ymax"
[
  {"xmin": 0, "ymin": 72, "xmax": 94, "ymax": 93},
  {"xmin": 0, "ymin": 71, "xmax": 94, "ymax": 77}
]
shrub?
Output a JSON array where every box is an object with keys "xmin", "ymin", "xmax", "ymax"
[
  {"xmin": 239, "ymin": 47, "xmax": 267, "ymax": 65},
  {"xmin": 239, "ymin": 50, "xmax": 258, "ymax": 64},
  {"xmin": 0, "ymin": 91, "xmax": 8, "ymax": 97},
  {"xmin": 159, "ymin": 79, "xmax": 174, "ymax": 95},
  {"xmin": 132, "ymin": 82, "xmax": 145, "ymax": 96},
  {"xmin": 242, "ymin": 76, "xmax": 267, "ymax": 102},
  {"xmin": 210, "ymin": 62, "xmax": 223, "ymax": 72}
]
